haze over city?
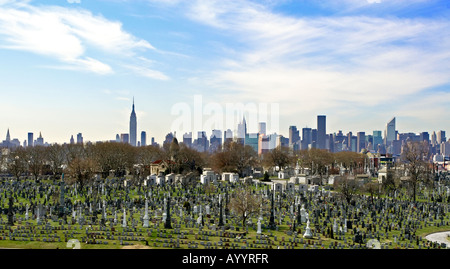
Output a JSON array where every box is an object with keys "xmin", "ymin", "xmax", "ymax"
[{"xmin": 1, "ymin": 0, "xmax": 449, "ymax": 144}]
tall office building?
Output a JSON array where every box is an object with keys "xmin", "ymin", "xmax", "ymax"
[
  {"xmin": 129, "ymin": 98, "xmax": 137, "ymax": 146},
  {"xmin": 77, "ymin": 133, "xmax": 83, "ymax": 144},
  {"xmin": 258, "ymin": 134, "xmax": 270, "ymax": 155},
  {"xmin": 311, "ymin": 129, "xmax": 318, "ymax": 148},
  {"xmin": 224, "ymin": 129, "xmax": 233, "ymax": 144},
  {"xmin": 35, "ymin": 132, "xmax": 44, "ymax": 146},
  {"xmin": 373, "ymin": 131, "xmax": 382, "ymax": 150},
  {"xmin": 301, "ymin": 127, "xmax": 312, "ymax": 149},
  {"xmin": 437, "ymin": 131, "xmax": 446, "ymax": 144},
  {"xmin": 384, "ymin": 117, "xmax": 396, "ymax": 146},
  {"xmin": 210, "ymin": 129, "xmax": 222, "ymax": 152},
  {"xmin": 357, "ymin": 132, "xmax": 365, "ymax": 153},
  {"xmin": 6, "ymin": 129, "xmax": 10, "ymax": 142},
  {"xmin": 121, "ymin": 133, "xmax": 129, "ymax": 144},
  {"xmin": 431, "ymin": 131, "xmax": 437, "ymax": 145},
  {"xmin": 419, "ymin": 132, "xmax": 429, "ymax": 143},
  {"xmin": 289, "ymin": 126, "xmax": 300, "ymax": 146},
  {"xmin": 258, "ymin": 122, "xmax": 266, "ymax": 135},
  {"xmin": 317, "ymin": 115, "xmax": 326, "ymax": 150},
  {"xmin": 237, "ymin": 116, "xmax": 247, "ymax": 143},
  {"xmin": 183, "ymin": 132, "xmax": 192, "ymax": 148},
  {"xmin": 70, "ymin": 135, "xmax": 75, "ymax": 144},
  {"xmin": 141, "ymin": 131, "xmax": 147, "ymax": 147},
  {"xmin": 27, "ymin": 132, "xmax": 33, "ymax": 147}
]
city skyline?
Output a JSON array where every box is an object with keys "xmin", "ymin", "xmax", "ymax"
[{"xmin": 1, "ymin": 0, "xmax": 450, "ymax": 144}]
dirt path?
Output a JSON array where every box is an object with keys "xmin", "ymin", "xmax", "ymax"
[{"xmin": 425, "ymin": 231, "xmax": 450, "ymax": 248}]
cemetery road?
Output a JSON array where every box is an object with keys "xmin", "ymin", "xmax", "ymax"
[{"xmin": 425, "ymin": 231, "xmax": 450, "ymax": 248}]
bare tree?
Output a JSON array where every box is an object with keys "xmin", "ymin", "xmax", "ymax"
[
  {"xmin": 66, "ymin": 157, "xmax": 98, "ymax": 192},
  {"xmin": 333, "ymin": 151, "xmax": 366, "ymax": 175},
  {"xmin": 91, "ymin": 142, "xmax": 135, "ymax": 178},
  {"xmin": 229, "ymin": 186, "xmax": 261, "ymax": 229},
  {"xmin": 210, "ymin": 141, "xmax": 257, "ymax": 177},
  {"xmin": 401, "ymin": 141, "xmax": 431, "ymax": 202},
  {"xmin": 334, "ymin": 176, "xmax": 360, "ymax": 204},
  {"xmin": 364, "ymin": 180, "xmax": 379, "ymax": 204},
  {"xmin": 299, "ymin": 148, "xmax": 333, "ymax": 184},
  {"xmin": 7, "ymin": 148, "xmax": 28, "ymax": 180},
  {"xmin": 262, "ymin": 146, "xmax": 294, "ymax": 172},
  {"xmin": 26, "ymin": 145, "xmax": 46, "ymax": 181},
  {"xmin": 45, "ymin": 144, "xmax": 65, "ymax": 179}
]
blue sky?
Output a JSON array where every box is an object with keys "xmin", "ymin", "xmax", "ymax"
[{"xmin": 0, "ymin": 0, "xmax": 449, "ymax": 144}]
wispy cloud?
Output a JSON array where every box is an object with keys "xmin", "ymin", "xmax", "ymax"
[
  {"xmin": 0, "ymin": 2, "xmax": 160, "ymax": 76},
  {"xmin": 177, "ymin": 0, "xmax": 450, "ymax": 131}
]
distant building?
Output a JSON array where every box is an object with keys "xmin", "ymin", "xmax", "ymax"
[
  {"xmin": 245, "ymin": 133, "xmax": 258, "ymax": 153},
  {"xmin": 289, "ymin": 126, "xmax": 300, "ymax": 147},
  {"xmin": 258, "ymin": 134, "xmax": 270, "ymax": 155},
  {"xmin": 129, "ymin": 98, "xmax": 137, "ymax": 146},
  {"xmin": 210, "ymin": 130, "xmax": 222, "ymax": 153},
  {"xmin": 28, "ymin": 132, "xmax": 34, "ymax": 147},
  {"xmin": 301, "ymin": 127, "xmax": 312, "ymax": 150},
  {"xmin": 193, "ymin": 131, "xmax": 208, "ymax": 152},
  {"xmin": 419, "ymin": 132, "xmax": 429, "ymax": 143},
  {"xmin": 317, "ymin": 115, "xmax": 326, "ymax": 150},
  {"xmin": 77, "ymin": 133, "xmax": 83, "ymax": 144},
  {"xmin": 373, "ymin": 130, "xmax": 382, "ymax": 150},
  {"xmin": 224, "ymin": 129, "xmax": 233, "ymax": 144},
  {"xmin": 237, "ymin": 116, "xmax": 247, "ymax": 144},
  {"xmin": 0, "ymin": 129, "xmax": 20, "ymax": 149},
  {"xmin": 258, "ymin": 122, "xmax": 266, "ymax": 135},
  {"xmin": 183, "ymin": 132, "xmax": 192, "ymax": 148},
  {"xmin": 121, "ymin": 133, "xmax": 129, "ymax": 144},
  {"xmin": 163, "ymin": 132, "xmax": 174, "ymax": 148},
  {"xmin": 357, "ymin": 132, "xmax": 365, "ymax": 153},
  {"xmin": 384, "ymin": 117, "xmax": 396, "ymax": 146},
  {"xmin": 35, "ymin": 132, "xmax": 44, "ymax": 146},
  {"xmin": 141, "ymin": 131, "xmax": 147, "ymax": 147},
  {"xmin": 70, "ymin": 135, "xmax": 75, "ymax": 144},
  {"xmin": 437, "ymin": 130, "xmax": 446, "ymax": 145}
]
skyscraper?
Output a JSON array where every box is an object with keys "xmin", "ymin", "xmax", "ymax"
[
  {"xmin": 121, "ymin": 133, "xmax": 129, "ymax": 144},
  {"xmin": 317, "ymin": 115, "xmax": 326, "ymax": 150},
  {"xmin": 129, "ymin": 98, "xmax": 137, "ymax": 147},
  {"xmin": 384, "ymin": 117, "xmax": 396, "ymax": 146},
  {"xmin": 437, "ymin": 130, "xmax": 446, "ymax": 144},
  {"xmin": 301, "ymin": 127, "xmax": 312, "ymax": 150},
  {"xmin": 141, "ymin": 131, "xmax": 147, "ymax": 147},
  {"xmin": 373, "ymin": 131, "xmax": 382, "ymax": 150},
  {"xmin": 419, "ymin": 132, "xmax": 429, "ymax": 143},
  {"xmin": 36, "ymin": 132, "xmax": 44, "ymax": 146},
  {"xmin": 183, "ymin": 132, "xmax": 192, "ymax": 148},
  {"xmin": 70, "ymin": 135, "xmax": 75, "ymax": 144},
  {"xmin": 224, "ymin": 129, "xmax": 233, "ymax": 144},
  {"xmin": 77, "ymin": 133, "xmax": 83, "ymax": 144},
  {"xmin": 357, "ymin": 132, "xmax": 365, "ymax": 153},
  {"xmin": 258, "ymin": 122, "xmax": 266, "ymax": 135},
  {"xmin": 27, "ymin": 132, "xmax": 33, "ymax": 147},
  {"xmin": 6, "ymin": 129, "xmax": 10, "ymax": 142},
  {"xmin": 237, "ymin": 116, "xmax": 247, "ymax": 143},
  {"xmin": 289, "ymin": 126, "xmax": 300, "ymax": 146}
]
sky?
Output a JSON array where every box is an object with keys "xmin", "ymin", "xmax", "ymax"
[{"xmin": 0, "ymin": 0, "xmax": 449, "ymax": 144}]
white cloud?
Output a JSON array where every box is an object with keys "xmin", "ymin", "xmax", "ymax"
[
  {"xmin": 67, "ymin": 0, "xmax": 81, "ymax": 4},
  {"xmin": 124, "ymin": 64, "xmax": 169, "ymax": 80},
  {"xmin": 181, "ymin": 1, "xmax": 450, "ymax": 130},
  {"xmin": 0, "ymin": 3, "xmax": 157, "ymax": 75}
]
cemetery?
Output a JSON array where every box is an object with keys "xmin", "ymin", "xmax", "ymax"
[{"xmin": 0, "ymin": 173, "xmax": 449, "ymax": 250}]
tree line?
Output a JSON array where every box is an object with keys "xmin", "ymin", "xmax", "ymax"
[{"xmin": 1, "ymin": 140, "xmax": 435, "ymax": 202}]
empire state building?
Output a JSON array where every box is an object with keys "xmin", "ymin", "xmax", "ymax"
[{"xmin": 129, "ymin": 98, "xmax": 137, "ymax": 147}]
